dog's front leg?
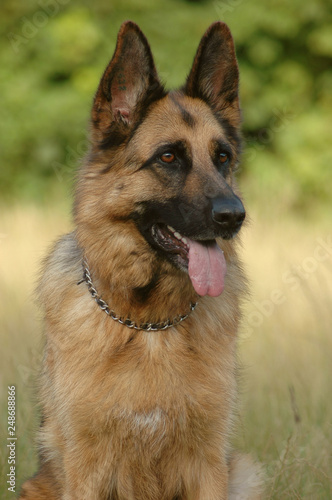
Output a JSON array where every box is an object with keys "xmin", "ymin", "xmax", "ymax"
[
  {"xmin": 61, "ymin": 450, "xmax": 116, "ymax": 500},
  {"xmin": 62, "ymin": 472, "xmax": 105, "ymax": 500},
  {"xmin": 183, "ymin": 459, "xmax": 229, "ymax": 500}
]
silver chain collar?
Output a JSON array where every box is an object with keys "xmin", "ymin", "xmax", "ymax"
[{"xmin": 78, "ymin": 259, "xmax": 198, "ymax": 332}]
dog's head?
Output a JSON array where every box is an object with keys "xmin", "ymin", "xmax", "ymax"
[{"xmin": 75, "ymin": 21, "xmax": 245, "ymax": 298}]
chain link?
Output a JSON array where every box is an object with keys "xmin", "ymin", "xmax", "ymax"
[{"xmin": 79, "ymin": 259, "xmax": 198, "ymax": 332}]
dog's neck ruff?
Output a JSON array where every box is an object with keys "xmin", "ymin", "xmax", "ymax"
[{"xmin": 80, "ymin": 260, "xmax": 198, "ymax": 332}]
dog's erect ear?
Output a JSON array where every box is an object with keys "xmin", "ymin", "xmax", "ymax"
[
  {"xmin": 92, "ymin": 21, "xmax": 165, "ymax": 139},
  {"xmin": 185, "ymin": 22, "xmax": 240, "ymax": 118}
]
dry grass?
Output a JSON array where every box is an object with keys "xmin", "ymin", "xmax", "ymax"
[
  {"xmin": 0, "ymin": 203, "xmax": 331, "ymax": 499},
  {"xmin": 237, "ymin": 212, "xmax": 332, "ymax": 498},
  {"xmin": 0, "ymin": 202, "xmax": 72, "ymax": 498}
]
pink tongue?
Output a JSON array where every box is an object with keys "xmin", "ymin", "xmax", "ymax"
[{"xmin": 188, "ymin": 240, "xmax": 227, "ymax": 297}]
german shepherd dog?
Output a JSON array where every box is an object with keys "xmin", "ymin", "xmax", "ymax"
[{"xmin": 20, "ymin": 21, "xmax": 263, "ymax": 500}]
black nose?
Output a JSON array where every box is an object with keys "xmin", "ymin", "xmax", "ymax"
[{"xmin": 211, "ymin": 195, "xmax": 245, "ymax": 236}]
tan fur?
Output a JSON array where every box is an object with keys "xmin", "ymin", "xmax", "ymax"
[{"xmin": 20, "ymin": 21, "xmax": 263, "ymax": 500}]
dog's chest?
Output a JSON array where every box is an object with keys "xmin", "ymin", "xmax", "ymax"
[{"xmin": 102, "ymin": 332, "xmax": 227, "ymax": 435}]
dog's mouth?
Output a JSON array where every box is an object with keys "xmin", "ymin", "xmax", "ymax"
[
  {"xmin": 150, "ymin": 223, "xmax": 227, "ymax": 297},
  {"xmin": 151, "ymin": 224, "xmax": 189, "ymax": 267}
]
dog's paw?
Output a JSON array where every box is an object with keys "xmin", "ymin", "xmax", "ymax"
[{"xmin": 228, "ymin": 452, "xmax": 264, "ymax": 500}]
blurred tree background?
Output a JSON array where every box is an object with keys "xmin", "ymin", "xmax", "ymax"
[{"xmin": 0, "ymin": 0, "xmax": 331, "ymax": 212}]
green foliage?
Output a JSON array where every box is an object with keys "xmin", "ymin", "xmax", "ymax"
[{"xmin": 0, "ymin": 0, "xmax": 331, "ymax": 210}]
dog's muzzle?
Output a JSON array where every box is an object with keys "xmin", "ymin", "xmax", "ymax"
[{"xmin": 211, "ymin": 194, "xmax": 246, "ymax": 238}]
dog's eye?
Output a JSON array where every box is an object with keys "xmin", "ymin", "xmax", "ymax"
[
  {"xmin": 219, "ymin": 152, "xmax": 229, "ymax": 164},
  {"xmin": 160, "ymin": 152, "xmax": 175, "ymax": 164}
]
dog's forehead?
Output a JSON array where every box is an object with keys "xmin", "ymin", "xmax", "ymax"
[{"xmin": 132, "ymin": 93, "xmax": 228, "ymax": 155}]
